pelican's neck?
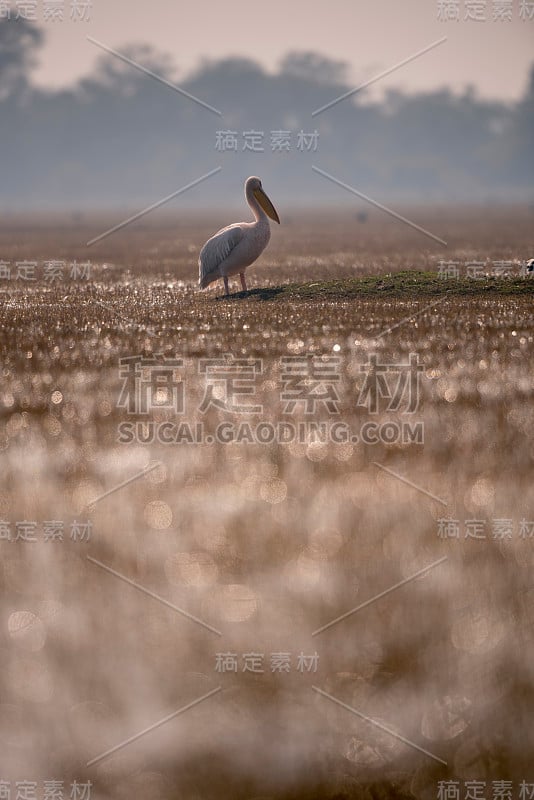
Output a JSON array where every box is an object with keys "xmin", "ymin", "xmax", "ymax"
[{"xmin": 246, "ymin": 184, "xmax": 268, "ymax": 223}]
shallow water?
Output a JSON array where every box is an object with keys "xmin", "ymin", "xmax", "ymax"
[{"xmin": 1, "ymin": 213, "xmax": 533, "ymax": 798}]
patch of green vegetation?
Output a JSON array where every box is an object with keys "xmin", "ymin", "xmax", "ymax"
[{"xmin": 229, "ymin": 271, "xmax": 534, "ymax": 301}]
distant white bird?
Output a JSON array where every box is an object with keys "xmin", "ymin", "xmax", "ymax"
[
  {"xmin": 527, "ymin": 258, "xmax": 534, "ymax": 273},
  {"xmin": 198, "ymin": 176, "xmax": 280, "ymax": 296}
]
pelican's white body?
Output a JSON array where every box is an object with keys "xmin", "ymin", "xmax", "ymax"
[
  {"xmin": 199, "ymin": 218, "xmax": 270, "ymax": 288},
  {"xmin": 198, "ymin": 177, "xmax": 277, "ymax": 293}
]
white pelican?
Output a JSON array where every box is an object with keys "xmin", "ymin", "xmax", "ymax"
[{"xmin": 198, "ymin": 176, "xmax": 280, "ymax": 296}]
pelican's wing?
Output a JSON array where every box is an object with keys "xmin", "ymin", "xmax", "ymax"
[{"xmin": 198, "ymin": 224, "xmax": 245, "ymax": 288}]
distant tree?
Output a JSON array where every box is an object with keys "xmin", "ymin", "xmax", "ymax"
[
  {"xmin": 0, "ymin": 35, "xmax": 531, "ymax": 208},
  {"xmin": 278, "ymin": 52, "xmax": 347, "ymax": 85},
  {"xmin": 79, "ymin": 43, "xmax": 178, "ymax": 97},
  {"xmin": 526, "ymin": 64, "xmax": 534, "ymax": 101},
  {"xmin": 509, "ymin": 63, "xmax": 534, "ymax": 183},
  {"xmin": 0, "ymin": 18, "xmax": 43, "ymax": 100},
  {"xmin": 190, "ymin": 56, "xmax": 265, "ymax": 83}
]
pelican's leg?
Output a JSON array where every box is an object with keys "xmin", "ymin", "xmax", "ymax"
[
  {"xmin": 240, "ymin": 273, "xmax": 247, "ymax": 292},
  {"xmin": 223, "ymin": 275, "xmax": 229, "ymax": 296}
]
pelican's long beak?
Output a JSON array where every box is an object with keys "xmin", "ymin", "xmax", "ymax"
[{"xmin": 254, "ymin": 187, "xmax": 280, "ymax": 224}]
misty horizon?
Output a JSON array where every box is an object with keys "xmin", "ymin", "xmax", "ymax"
[{"xmin": 1, "ymin": 18, "xmax": 534, "ymax": 213}]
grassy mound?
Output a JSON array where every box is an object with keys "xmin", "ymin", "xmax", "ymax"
[{"xmin": 226, "ymin": 271, "xmax": 534, "ymax": 300}]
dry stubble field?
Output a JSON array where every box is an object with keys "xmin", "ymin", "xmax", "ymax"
[{"xmin": 0, "ymin": 207, "xmax": 533, "ymax": 799}]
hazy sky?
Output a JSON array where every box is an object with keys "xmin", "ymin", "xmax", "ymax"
[{"xmin": 27, "ymin": 0, "xmax": 534, "ymax": 100}]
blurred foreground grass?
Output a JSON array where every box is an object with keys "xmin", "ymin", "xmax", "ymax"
[{"xmin": 0, "ymin": 214, "xmax": 533, "ymax": 799}]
